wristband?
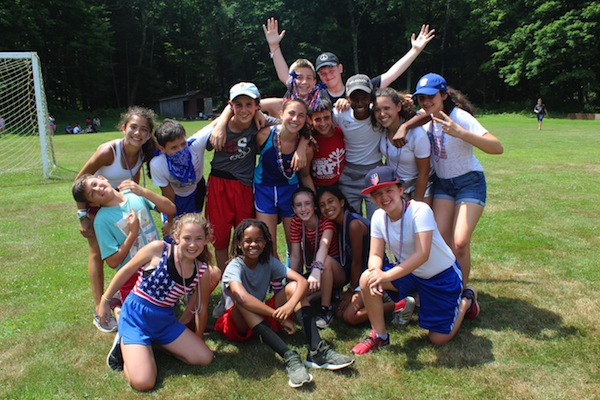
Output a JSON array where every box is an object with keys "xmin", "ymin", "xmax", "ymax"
[
  {"xmin": 311, "ymin": 260, "xmax": 325, "ymax": 271},
  {"xmin": 102, "ymin": 295, "xmax": 112, "ymax": 303},
  {"xmin": 269, "ymin": 46, "xmax": 280, "ymax": 59},
  {"xmin": 77, "ymin": 209, "xmax": 88, "ymax": 220}
]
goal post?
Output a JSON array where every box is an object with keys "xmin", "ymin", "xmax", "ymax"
[{"xmin": 0, "ymin": 52, "xmax": 56, "ymax": 178}]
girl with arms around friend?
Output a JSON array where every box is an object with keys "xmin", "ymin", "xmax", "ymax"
[
  {"xmin": 100, "ymin": 213, "xmax": 216, "ymax": 391},
  {"xmin": 413, "ymin": 73, "xmax": 503, "ymax": 284},
  {"xmin": 254, "ymin": 99, "xmax": 315, "ymax": 259}
]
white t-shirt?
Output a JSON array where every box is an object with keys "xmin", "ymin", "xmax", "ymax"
[
  {"xmin": 370, "ymin": 201, "xmax": 455, "ymax": 279},
  {"xmin": 150, "ymin": 125, "xmax": 211, "ymax": 197},
  {"xmin": 425, "ymin": 108, "xmax": 487, "ymax": 179},
  {"xmin": 333, "ymin": 109, "xmax": 382, "ymax": 165},
  {"xmin": 380, "ymin": 128, "xmax": 430, "ymax": 181}
]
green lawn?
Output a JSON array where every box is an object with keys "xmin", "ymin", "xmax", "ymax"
[{"xmin": 0, "ymin": 115, "xmax": 598, "ymax": 399}]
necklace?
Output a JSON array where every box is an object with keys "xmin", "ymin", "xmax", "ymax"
[
  {"xmin": 273, "ymin": 127, "xmax": 297, "ymax": 180},
  {"xmin": 120, "ymin": 139, "xmax": 136, "ymax": 181},
  {"xmin": 385, "ymin": 134, "xmax": 401, "ymax": 172},
  {"xmin": 338, "ymin": 210, "xmax": 348, "ymax": 267},
  {"xmin": 301, "ymin": 215, "xmax": 319, "ymax": 269},
  {"xmin": 426, "ymin": 122, "xmax": 446, "ymax": 162},
  {"xmin": 384, "ymin": 200, "xmax": 409, "ymax": 265},
  {"xmin": 176, "ymin": 245, "xmax": 202, "ymax": 314}
]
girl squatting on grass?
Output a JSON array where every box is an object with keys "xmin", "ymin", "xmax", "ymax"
[
  {"xmin": 288, "ymin": 187, "xmax": 343, "ymax": 329},
  {"xmin": 316, "ymin": 186, "xmax": 416, "ymax": 327},
  {"xmin": 352, "ymin": 166, "xmax": 479, "ymax": 355},
  {"xmin": 100, "ymin": 213, "xmax": 218, "ymax": 391},
  {"xmin": 214, "ymin": 219, "xmax": 354, "ymax": 388},
  {"xmin": 413, "ymin": 73, "xmax": 503, "ymax": 285},
  {"xmin": 74, "ymin": 106, "xmax": 157, "ymax": 333}
]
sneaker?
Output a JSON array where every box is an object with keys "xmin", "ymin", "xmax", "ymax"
[
  {"xmin": 391, "ymin": 296, "xmax": 416, "ymax": 326},
  {"xmin": 462, "ymin": 286, "xmax": 480, "ymax": 320},
  {"xmin": 93, "ymin": 312, "xmax": 117, "ymax": 333},
  {"xmin": 351, "ymin": 330, "xmax": 390, "ymax": 355},
  {"xmin": 305, "ymin": 340, "xmax": 354, "ymax": 370},
  {"xmin": 106, "ymin": 334, "xmax": 123, "ymax": 371},
  {"xmin": 284, "ymin": 350, "xmax": 313, "ymax": 388},
  {"xmin": 315, "ymin": 307, "xmax": 334, "ymax": 329}
]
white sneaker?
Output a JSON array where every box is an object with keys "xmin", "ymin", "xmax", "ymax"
[
  {"xmin": 94, "ymin": 312, "xmax": 117, "ymax": 333},
  {"xmin": 391, "ymin": 296, "xmax": 415, "ymax": 326}
]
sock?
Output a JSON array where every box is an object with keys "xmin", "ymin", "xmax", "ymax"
[
  {"xmin": 376, "ymin": 332, "xmax": 389, "ymax": 340},
  {"xmin": 252, "ymin": 320, "xmax": 289, "ymax": 358},
  {"xmin": 295, "ymin": 306, "xmax": 321, "ymax": 352}
]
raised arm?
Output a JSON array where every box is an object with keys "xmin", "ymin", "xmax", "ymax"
[
  {"xmin": 262, "ymin": 17, "xmax": 290, "ymax": 85},
  {"xmin": 380, "ymin": 25, "xmax": 436, "ymax": 89}
]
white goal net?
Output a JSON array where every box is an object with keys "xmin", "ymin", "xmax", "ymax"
[{"xmin": 0, "ymin": 52, "xmax": 56, "ymax": 178}]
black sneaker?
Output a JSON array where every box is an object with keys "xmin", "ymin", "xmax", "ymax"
[
  {"xmin": 284, "ymin": 350, "xmax": 313, "ymax": 388},
  {"xmin": 107, "ymin": 334, "xmax": 123, "ymax": 371},
  {"xmin": 305, "ymin": 340, "xmax": 354, "ymax": 370}
]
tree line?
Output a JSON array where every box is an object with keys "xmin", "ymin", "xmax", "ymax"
[{"xmin": 1, "ymin": 0, "xmax": 598, "ymax": 113}]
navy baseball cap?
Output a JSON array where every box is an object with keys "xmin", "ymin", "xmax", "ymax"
[
  {"xmin": 413, "ymin": 73, "xmax": 447, "ymax": 96},
  {"xmin": 315, "ymin": 52, "xmax": 340, "ymax": 71},
  {"xmin": 361, "ymin": 166, "xmax": 403, "ymax": 195}
]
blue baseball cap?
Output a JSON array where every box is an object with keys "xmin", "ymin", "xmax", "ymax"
[
  {"xmin": 413, "ymin": 73, "xmax": 447, "ymax": 96},
  {"xmin": 229, "ymin": 82, "xmax": 260, "ymax": 101}
]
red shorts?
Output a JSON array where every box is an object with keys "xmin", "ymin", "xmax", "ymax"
[
  {"xmin": 119, "ymin": 272, "xmax": 138, "ymax": 302},
  {"xmin": 215, "ymin": 297, "xmax": 282, "ymax": 342},
  {"xmin": 205, "ymin": 176, "xmax": 255, "ymax": 249}
]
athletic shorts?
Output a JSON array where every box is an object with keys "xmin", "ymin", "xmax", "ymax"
[
  {"xmin": 206, "ymin": 175, "xmax": 255, "ymax": 249},
  {"xmin": 403, "ymin": 174, "xmax": 436, "ymax": 200},
  {"xmin": 119, "ymin": 294, "xmax": 186, "ymax": 346},
  {"xmin": 174, "ymin": 177, "xmax": 206, "ymax": 216},
  {"xmin": 434, "ymin": 171, "xmax": 487, "ymax": 206},
  {"xmin": 215, "ymin": 296, "xmax": 283, "ymax": 342},
  {"xmin": 253, "ymin": 183, "xmax": 297, "ymax": 218},
  {"xmin": 384, "ymin": 261, "xmax": 463, "ymax": 335}
]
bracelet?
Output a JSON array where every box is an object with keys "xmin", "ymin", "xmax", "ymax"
[
  {"xmin": 311, "ymin": 260, "xmax": 325, "ymax": 271},
  {"xmin": 269, "ymin": 46, "xmax": 280, "ymax": 59},
  {"xmin": 102, "ymin": 295, "xmax": 112, "ymax": 303}
]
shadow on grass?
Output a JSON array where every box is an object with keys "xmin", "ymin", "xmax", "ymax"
[{"xmin": 475, "ymin": 291, "xmax": 581, "ymax": 340}]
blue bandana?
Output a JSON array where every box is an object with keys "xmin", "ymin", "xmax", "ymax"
[{"xmin": 165, "ymin": 144, "xmax": 196, "ymax": 184}]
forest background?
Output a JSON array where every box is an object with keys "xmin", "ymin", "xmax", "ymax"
[{"xmin": 1, "ymin": 0, "xmax": 599, "ymax": 116}]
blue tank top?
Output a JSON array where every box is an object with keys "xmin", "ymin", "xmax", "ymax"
[{"xmin": 254, "ymin": 126, "xmax": 299, "ymax": 186}]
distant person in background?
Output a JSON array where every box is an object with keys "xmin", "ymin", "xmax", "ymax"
[
  {"xmin": 65, "ymin": 123, "xmax": 73, "ymax": 134},
  {"xmin": 93, "ymin": 116, "xmax": 101, "ymax": 131},
  {"xmin": 73, "ymin": 123, "xmax": 82, "ymax": 134},
  {"xmin": 533, "ymin": 98, "xmax": 548, "ymax": 131},
  {"xmin": 0, "ymin": 116, "xmax": 5, "ymax": 138},
  {"xmin": 49, "ymin": 115, "xmax": 56, "ymax": 134}
]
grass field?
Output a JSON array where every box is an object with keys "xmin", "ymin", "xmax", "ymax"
[{"xmin": 0, "ymin": 115, "xmax": 599, "ymax": 399}]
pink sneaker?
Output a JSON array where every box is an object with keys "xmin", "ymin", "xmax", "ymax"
[
  {"xmin": 462, "ymin": 286, "xmax": 480, "ymax": 320},
  {"xmin": 351, "ymin": 330, "xmax": 390, "ymax": 355}
]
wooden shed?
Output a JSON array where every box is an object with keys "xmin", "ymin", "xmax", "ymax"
[{"xmin": 158, "ymin": 90, "xmax": 213, "ymax": 119}]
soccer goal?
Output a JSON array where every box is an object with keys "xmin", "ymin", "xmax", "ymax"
[{"xmin": 0, "ymin": 52, "xmax": 56, "ymax": 178}]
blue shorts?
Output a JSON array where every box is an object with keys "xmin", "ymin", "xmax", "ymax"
[
  {"xmin": 384, "ymin": 261, "xmax": 463, "ymax": 334},
  {"xmin": 174, "ymin": 177, "xmax": 206, "ymax": 216},
  {"xmin": 537, "ymin": 113, "xmax": 545, "ymax": 121},
  {"xmin": 119, "ymin": 294, "xmax": 186, "ymax": 346},
  {"xmin": 434, "ymin": 171, "xmax": 486, "ymax": 206},
  {"xmin": 253, "ymin": 183, "xmax": 298, "ymax": 218}
]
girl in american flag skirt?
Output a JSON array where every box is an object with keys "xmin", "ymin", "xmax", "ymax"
[{"xmin": 98, "ymin": 213, "xmax": 219, "ymax": 391}]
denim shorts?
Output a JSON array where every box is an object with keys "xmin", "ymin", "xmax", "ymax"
[{"xmin": 434, "ymin": 171, "xmax": 487, "ymax": 206}]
